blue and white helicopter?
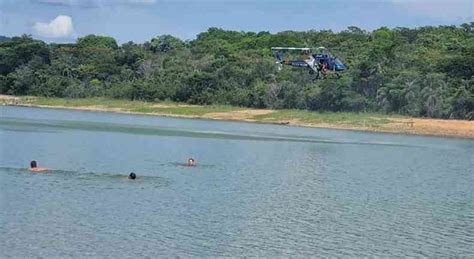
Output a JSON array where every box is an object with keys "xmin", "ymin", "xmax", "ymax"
[{"xmin": 271, "ymin": 47, "xmax": 346, "ymax": 80}]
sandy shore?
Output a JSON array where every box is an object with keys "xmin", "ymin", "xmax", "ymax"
[{"xmin": 1, "ymin": 95, "xmax": 473, "ymax": 139}]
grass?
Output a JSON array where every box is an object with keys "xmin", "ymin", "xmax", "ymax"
[
  {"xmin": 18, "ymin": 97, "xmax": 242, "ymax": 116},
  {"xmin": 130, "ymin": 105, "xmax": 241, "ymax": 116},
  {"xmin": 255, "ymin": 109, "xmax": 400, "ymax": 128},
  {"xmin": 18, "ymin": 96, "xmax": 143, "ymax": 110}
]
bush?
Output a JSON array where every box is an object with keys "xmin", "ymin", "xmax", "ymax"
[
  {"xmin": 304, "ymin": 85, "xmax": 322, "ymax": 110},
  {"xmin": 86, "ymin": 79, "xmax": 104, "ymax": 97},
  {"xmin": 64, "ymin": 81, "xmax": 86, "ymax": 98}
]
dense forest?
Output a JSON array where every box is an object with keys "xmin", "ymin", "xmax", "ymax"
[{"xmin": 1, "ymin": 23, "xmax": 473, "ymax": 119}]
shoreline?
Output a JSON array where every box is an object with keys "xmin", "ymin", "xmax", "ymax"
[{"xmin": 1, "ymin": 95, "xmax": 473, "ymax": 139}]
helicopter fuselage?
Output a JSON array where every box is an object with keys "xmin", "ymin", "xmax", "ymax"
[
  {"xmin": 313, "ymin": 54, "xmax": 346, "ymax": 72},
  {"xmin": 272, "ymin": 47, "xmax": 346, "ymax": 79}
]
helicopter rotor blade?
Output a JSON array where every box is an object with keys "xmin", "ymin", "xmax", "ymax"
[{"xmin": 271, "ymin": 47, "xmax": 312, "ymax": 52}]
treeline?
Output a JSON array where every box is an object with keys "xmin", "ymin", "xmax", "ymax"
[{"xmin": 1, "ymin": 23, "xmax": 473, "ymax": 119}]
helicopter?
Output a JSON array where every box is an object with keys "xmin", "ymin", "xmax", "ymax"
[{"xmin": 271, "ymin": 47, "xmax": 346, "ymax": 80}]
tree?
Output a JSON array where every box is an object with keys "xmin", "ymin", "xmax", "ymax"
[
  {"xmin": 63, "ymin": 79, "xmax": 86, "ymax": 98},
  {"xmin": 76, "ymin": 35, "xmax": 118, "ymax": 49},
  {"xmin": 150, "ymin": 35, "xmax": 185, "ymax": 52},
  {"xmin": 0, "ymin": 34, "xmax": 49, "ymax": 75},
  {"xmin": 450, "ymin": 78, "xmax": 473, "ymax": 119},
  {"xmin": 439, "ymin": 38, "xmax": 474, "ymax": 79},
  {"xmin": 379, "ymin": 72, "xmax": 422, "ymax": 115},
  {"xmin": 421, "ymin": 73, "xmax": 447, "ymax": 118},
  {"xmin": 8, "ymin": 56, "xmax": 47, "ymax": 95},
  {"xmin": 1, "ymin": 25, "xmax": 473, "ymax": 120}
]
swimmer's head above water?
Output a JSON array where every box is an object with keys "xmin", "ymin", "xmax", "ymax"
[
  {"xmin": 187, "ymin": 158, "xmax": 196, "ymax": 167},
  {"xmin": 29, "ymin": 160, "xmax": 49, "ymax": 172},
  {"xmin": 128, "ymin": 172, "xmax": 136, "ymax": 180}
]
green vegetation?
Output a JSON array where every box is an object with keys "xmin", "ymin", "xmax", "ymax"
[
  {"xmin": 1, "ymin": 23, "xmax": 473, "ymax": 119},
  {"xmin": 16, "ymin": 96, "xmax": 240, "ymax": 116},
  {"xmin": 254, "ymin": 110, "xmax": 394, "ymax": 127}
]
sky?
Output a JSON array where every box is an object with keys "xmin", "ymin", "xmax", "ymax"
[{"xmin": 0, "ymin": 0, "xmax": 472, "ymax": 43}]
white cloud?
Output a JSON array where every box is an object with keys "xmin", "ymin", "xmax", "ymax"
[
  {"xmin": 37, "ymin": 0, "xmax": 72, "ymax": 5},
  {"xmin": 35, "ymin": 0, "xmax": 156, "ymax": 7},
  {"xmin": 33, "ymin": 15, "xmax": 74, "ymax": 38},
  {"xmin": 391, "ymin": 0, "xmax": 473, "ymax": 21},
  {"xmin": 126, "ymin": 0, "xmax": 156, "ymax": 3}
]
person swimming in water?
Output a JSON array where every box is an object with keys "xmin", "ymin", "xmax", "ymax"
[
  {"xmin": 128, "ymin": 172, "xmax": 136, "ymax": 180},
  {"xmin": 187, "ymin": 158, "xmax": 196, "ymax": 167},
  {"xmin": 29, "ymin": 160, "xmax": 49, "ymax": 172}
]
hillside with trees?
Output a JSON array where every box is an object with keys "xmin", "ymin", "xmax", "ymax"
[
  {"xmin": 0, "ymin": 36, "xmax": 10, "ymax": 42},
  {"xmin": 0, "ymin": 23, "xmax": 472, "ymax": 119}
]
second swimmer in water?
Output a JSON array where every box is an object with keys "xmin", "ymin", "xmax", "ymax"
[
  {"xmin": 128, "ymin": 172, "xmax": 136, "ymax": 180},
  {"xmin": 187, "ymin": 158, "xmax": 196, "ymax": 167}
]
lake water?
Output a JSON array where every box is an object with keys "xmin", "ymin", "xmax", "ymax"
[{"xmin": 0, "ymin": 106, "xmax": 473, "ymax": 257}]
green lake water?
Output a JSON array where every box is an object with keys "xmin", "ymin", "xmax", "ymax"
[{"xmin": 0, "ymin": 106, "xmax": 472, "ymax": 257}]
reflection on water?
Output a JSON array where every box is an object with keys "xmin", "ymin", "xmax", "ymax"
[
  {"xmin": 0, "ymin": 117, "xmax": 420, "ymax": 147},
  {"xmin": 0, "ymin": 166, "xmax": 171, "ymax": 187},
  {"xmin": 169, "ymin": 162, "xmax": 217, "ymax": 168},
  {"xmin": 0, "ymin": 106, "xmax": 473, "ymax": 257}
]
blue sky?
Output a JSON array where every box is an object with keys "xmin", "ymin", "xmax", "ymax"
[{"xmin": 0, "ymin": 0, "xmax": 472, "ymax": 43}]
